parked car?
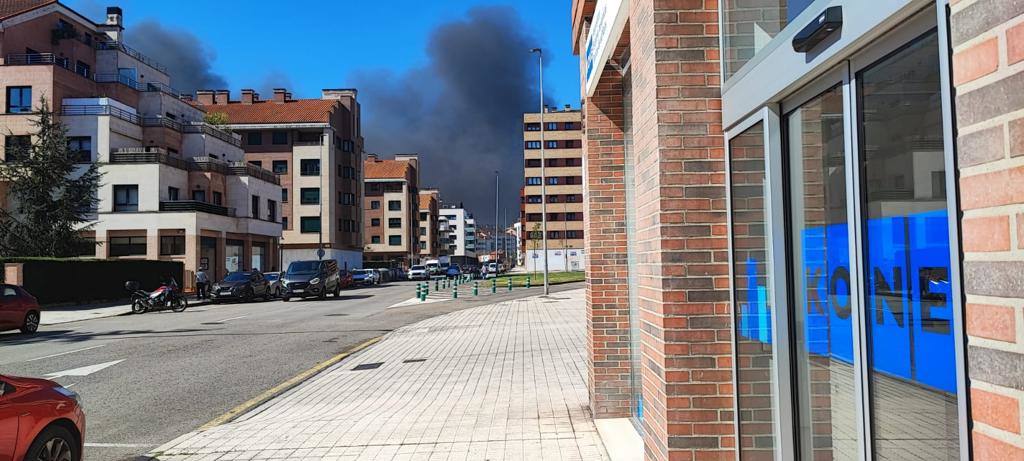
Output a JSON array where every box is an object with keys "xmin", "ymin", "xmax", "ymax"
[
  {"xmin": 338, "ymin": 270, "xmax": 354, "ymax": 289},
  {"xmin": 446, "ymin": 265, "xmax": 462, "ymax": 278},
  {"xmin": 210, "ymin": 271, "xmax": 272, "ymax": 303},
  {"xmin": 0, "ymin": 284, "xmax": 40, "ymax": 334},
  {"xmin": 351, "ymin": 269, "xmax": 377, "ymax": 286},
  {"xmin": 264, "ymin": 272, "xmax": 284, "ymax": 297},
  {"xmin": 424, "ymin": 260, "xmax": 440, "ymax": 276},
  {"xmin": 408, "ymin": 265, "xmax": 428, "ymax": 280},
  {"xmin": 0, "ymin": 374, "xmax": 85, "ymax": 461},
  {"xmin": 376, "ymin": 268, "xmax": 392, "ymax": 283},
  {"xmin": 282, "ymin": 260, "xmax": 342, "ymax": 300}
]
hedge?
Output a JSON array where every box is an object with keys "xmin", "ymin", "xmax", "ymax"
[{"xmin": 0, "ymin": 258, "xmax": 183, "ymax": 305}]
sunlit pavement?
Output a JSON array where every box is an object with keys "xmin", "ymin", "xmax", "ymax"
[{"xmin": 150, "ymin": 289, "xmax": 607, "ymax": 461}]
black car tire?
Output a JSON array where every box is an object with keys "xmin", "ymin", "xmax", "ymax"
[
  {"xmin": 20, "ymin": 311, "xmax": 39, "ymax": 334},
  {"xmin": 243, "ymin": 287, "xmax": 253, "ymax": 302},
  {"xmin": 282, "ymin": 296, "xmax": 290, "ymax": 302},
  {"xmin": 25, "ymin": 424, "xmax": 79, "ymax": 461},
  {"xmin": 333, "ymin": 283, "xmax": 341, "ymax": 297}
]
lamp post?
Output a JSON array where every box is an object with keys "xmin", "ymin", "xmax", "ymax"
[
  {"xmin": 494, "ymin": 170, "xmax": 499, "ymax": 268},
  {"xmin": 530, "ymin": 47, "xmax": 549, "ymax": 295}
]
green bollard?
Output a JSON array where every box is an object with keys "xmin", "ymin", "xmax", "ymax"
[
  {"xmin": 416, "ymin": 284, "xmax": 422, "ymax": 298},
  {"xmin": 491, "ymin": 278, "xmax": 497, "ymax": 294},
  {"xmin": 473, "ymin": 281, "xmax": 479, "ymax": 296},
  {"xmin": 507, "ymin": 277, "xmax": 513, "ymax": 292},
  {"xmin": 452, "ymin": 286, "xmax": 458, "ymax": 299},
  {"xmin": 420, "ymin": 288, "xmax": 426, "ymax": 302},
  {"xmin": 526, "ymin": 276, "xmax": 531, "ymax": 289}
]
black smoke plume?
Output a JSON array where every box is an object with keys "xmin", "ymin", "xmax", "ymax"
[
  {"xmin": 353, "ymin": 6, "xmax": 553, "ymax": 226},
  {"xmin": 125, "ymin": 21, "xmax": 228, "ymax": 94}
]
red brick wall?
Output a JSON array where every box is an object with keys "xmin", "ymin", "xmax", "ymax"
[
  {"xmin": 628, "ymin": 0, "xmax": 733, "ymax": 459},
  {"xmin": 950, "ymin": 0, "xmax": 1024, "ymax": 458}
]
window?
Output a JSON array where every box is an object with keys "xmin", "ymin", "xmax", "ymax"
[
  {"xmin": 388, "ymin": 200, "xmax": 401, "ymax": 211},
  {"xmin": 113, "ymin": 185, "xmax": 139, "ymax": 212},
  {"xmin": 340, "ymin": 193, "xmax": 355, "ymax": 205},
  {"xmin": 267, "ymin": 199, "xmax": 277, "ymax": 222},
  {"xmin": 192, "ymin": 190, "xmax": 206, "ymax": 202},
  {"xmin": 527, "ymin": 213, "xmax": 542, "ymax": 222},
  {"xmin": 420, "ymin": 227, "xmax": 426, "ymax": 236},
  {"xmin": 159, "ymin": 235, "xmax": 185, "ymax": 255},
  {"xmin": 548, "ymin": 231, "xmax": 561, "ymax": 239},
  {"xmin": 212, "ymin": 191, "xmax": 222, "ymax": 206},
  {"xmin": 420, "ymin": 241, "xmax": 427, "ymax": 250},
  {"xmin": 296, "ymin": 131, "xmax": 320, "ymax": 143},
  {"xmin": 388, "ymin": 218, "xmax": 401, "ymax": 228},
  {"xmin": 420, "ymin": 212, "xmax": 428, "ymax": 220},
  {"xmin": 527, "ymin": 196, "xmax": 542, "ymax": 204},
  {"xmin": 248, "ymin": 160, "xmax": 263, "ymax": 168},
  {"xmin": 168, "ymin": 187, "xmax": 179, "ymax": 201},
  {"xmin": 281, "ymin": 188, "xmax": 289, "ymax": 203},
  {"xmin": 547, "ymin": 195, "xmax": 560, "ymax": 203},
  {"xmin": 4, "ymin": 135, "xmax": 30, "ymax": 162},
  {"xmin": 272, "ymin": 160, "xmax": 287, "ymax": 174},
  {"xmin": 566, "ymin": 194, "xmax": 580, "ymax": 203},
  {"xmin": 546, "ymin": 122, "xmax": 558, "ymax": 130},
  {"xmin": 6, "ymin": 86, "xmax": 31, "ymax": 113},
  {"xmin": 67, "ymin": 136, "xmax": 91, "ymax": 162},
  {"xmin": 526, "ymin": 177, "xmax": 542, "ymax": 185},
  {"xmin": 247, "ymin": 131, "xmax": 262, "ymax": 145},
  {"xmin": 271, "ymin": 131, "xmax": 288, "ymax": 145},
  {"xmin": 300, "ymin": 159, "xmax": 320, "ymax": 176},
  {"xmin": 546, "ymin": 140, "xmax": 559, "ymax": 149},
  {"xmin": 370, "ymin": 200, "xmax": 380, "ymax": 210},
  {"xmin": 251, "ymin": 195, "xmax": 260, "ymax": 217},
  {"xmin": 371, "ymin": 218, "xmax": 381, "ymax": 227},
  {"xmin": 371, "ymin": 235, "xmax": 381, "ymax": 244},
  {"xmin": 342, "ymin": 139, "xmax": 354, "ymax": 152},
  {"xmin": 388, "ymin": 235, "xmax": 402, "ymax": 246},
  {"xmin": 525, "ymin": 141, "xmax": 541, "ymax": 149},
  {"xmin": 565, "ymin": 212, "xmax": 579, "ymax": 221},
  {"xmin": 564, "ymin": 122, "xmax": 577, "ymax": 130},
  {"xmin": 282, "ymin": 216, "xmax": 288, "ymax": 229},
  {"xmin": 525, "ymin": 159, "xmax": 541, "ymax": 168},
  {"xmin": 566, "ymin": 230, "xmax": 580, "ymax": 239},
  {"xmin": 300, "ymin": 217, "xmax": 320, "ymax": 233},
  {"xmin": 109, "ymin": 236, "xmax": 146, "ymax": 256},
  {"xmin": 547, "ymin": 177, "xmax": 559, "ymax": 185},
  {"xmin": 525, "ymin": 123, "xmax": 541, "ymax": 131},
  {"xmin": 300, "ymin": 188, "xmax": 320, "ymax": 205}
]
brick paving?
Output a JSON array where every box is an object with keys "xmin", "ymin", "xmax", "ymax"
[{"xmin": 150, "ymin": 289, "xmax": 607, "ymax": 460}]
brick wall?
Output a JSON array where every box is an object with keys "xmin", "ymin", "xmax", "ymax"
[
  {"xmin": 950, "ymin": 0, "xmax": 1024, "ymax": 458},
  {"xmin": 628, "ymin": 0, "xmax": 734, "ymax": 459}
]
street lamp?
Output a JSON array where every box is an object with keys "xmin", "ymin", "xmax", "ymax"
[
  {"xmin": 530, "ymin": 47, "xmax": 549, "ymax": 295},
  {"xmin": 494, "ymin": 170, "xmax": 499, "ymax": 267}
]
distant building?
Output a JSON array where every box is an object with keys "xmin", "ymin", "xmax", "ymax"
[
  {"xmin": 438, "ymin": 206, "xmax": 475, "ymax": 266},
  {"xmin": 417, "ymin": 188, "xmax": 441, "ymax": 260},
  {"xmin": 196, "ymin": 87, "xmax": 364, "ymax": 270},
  {"xmin": 362, "ymin": 154, "xmax": 419, "ymax": 268},
  {"xmin": 521, "ymin": 106, "xmax": 585, "ymax": 271},
  {"xmin": 0, "ymin": 3, "xmax": 282, "ymax": 287}
]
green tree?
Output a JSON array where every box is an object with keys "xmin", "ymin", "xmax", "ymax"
[
  {"xmin": 204, "ymin": 111, "xmax": 229, "ymax": 126},
  {"xmin": 0, "ymin": 98, "xmax": 101, "ymax": 257}
]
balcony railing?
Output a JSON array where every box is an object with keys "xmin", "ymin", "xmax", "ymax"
[
  {"xmin": 3, "ymin": 53, "xmax": 91, "ymax": 78},
  {"xmin": 94, "ymin": 40, "xmax": 168, "ymax": 74},
  {"xmin": 109, "ymin": 148, "xmax": 279, "ymax": 184},
  {"xmin": 95, "ymin": 73, "xmax": 188, "ymax": 99},
  {"xmin": 61, "ymin": 104, "xmax": 140, "ymax": 124},
  {"xmin": 141, "ymin": 115, "xmax": 182, "ymax": 131},
  {"xmin": 110, "ymin": 147, "xmax": 191, "ymax": 170},
  {"xmin": 191, "ymin": 156, "xmax": 230, "ymax": 175},
  {"xmin": 229, "ymin": 162, "xmax": 280, "ymax": 185},
  {"xmin": 182, "ymin": 122, "xmax": 241, "ymax": 147},
  {"xmin": 159, "ymin": 200, "xmax": 235, "ymax": 217}
]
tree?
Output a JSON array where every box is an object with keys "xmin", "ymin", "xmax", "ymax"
[
  {"xmin": 0, "ymin": 98, "xmax": 101, "ymax": 257},
  {"xmin": 204, "ymin": 111, "xmax": 229, "ymax": 127}
]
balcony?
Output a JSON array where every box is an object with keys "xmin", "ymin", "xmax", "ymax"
[
  {"xmin": 141, "ymin": 115, "xmax": 182, "ymax": 131},
  {"xmin": 110, "ymin": 146, "xmax": 190, "ymax": 170},
  {"xmin": 159, "ymin": 200, "xmax": 235, "ymax": 217},
  {"xmin": 109, "ymin": 148, "xmax": 279, "ymax": 185},
  {"xmin": 61, "ymin": 104, "xmax": 140, "ymax": 124},
  {"xmin": 229, "ymin": 161, "xmax": 280, "ymax": 185},
  {"xmin": 94, "ymin": 40, "xmax": 168, "ymax": 74},
  {"xmin": 95, "ymin": 73, "xmax": 188, "ymax": 99},
  {"xmin": 182, "ymin": 122, "xmax": 241, "ymax": 147},
  {"xmin": 3, "ymin": 53, "xmax": 91, "ymax": 78},
  {"xmin": 191, "ymin": 156, "xmax": 230, "ymax": 175}
]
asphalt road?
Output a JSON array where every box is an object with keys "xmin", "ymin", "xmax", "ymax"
[{"xmin": 0, "ymin": 280, "xmax": 582, "ymax": 461}]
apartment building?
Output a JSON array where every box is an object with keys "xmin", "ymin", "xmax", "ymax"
[
  {"xmin": 0, "ymin": 2, "xmax": 282, "ymax": 285},
  {"xmin": 196, "ymin": 87, "xmax": 363, "ymax": 270},
  {"xmin": 522, "ymin": 107, "xmax": 584, "ymax": 272},
  {"xmin": 417, "ymin": 188, "xmax": 441, "ymax": 260},
  {"xmin": 438, "ymin": 206, "xmax": 475, "ymax": 266},
  {"xmin": 362, "ymin": 154, "xmax": 419, "ymax": 268},
  {"xmin": 572, "ymin": 0, "xmax": 1024, "ymax": 459}
]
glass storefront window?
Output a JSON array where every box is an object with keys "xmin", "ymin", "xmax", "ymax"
[
  {"xmin": 622, "ymin": 66, "xmax": 644, "ymax": 426},
  {"xmin": 785, "ymin": 85, "xmax": 857, "ymax": 460},
  {"xmin": 730, "ymin": 121, "xmax": 776, "ymax": 459},
  {"xmin": 722, "ymin": 0, "xmax": 816, "ymax": 79},
  {"xmin": 857, "ymin": 30, "xmax": 959, "ymax": 459}
]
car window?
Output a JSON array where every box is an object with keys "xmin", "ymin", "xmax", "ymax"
[
  {"xmin": 223, "ymin": 272, "xmax": 250, "ymax": 282},
  {"xmin": 2, "ymin": 286, "xmax": 17, "ymax": 297},
  {"xmin": 265, "ymin": 273, "xmax": 279, "ymax": 281}
]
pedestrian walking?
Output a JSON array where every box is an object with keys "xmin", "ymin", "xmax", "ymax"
[{"xmin": 196, "ymin": 268, "xmax": 209, "ymax": 300}]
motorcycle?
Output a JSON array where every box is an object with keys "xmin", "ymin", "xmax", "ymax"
[{"xmin": 125, "ymin": 279, "xmax": 189, "ymax": 314}]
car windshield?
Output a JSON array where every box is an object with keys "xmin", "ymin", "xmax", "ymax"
[
  {"xmin": 223, "ymin": 272, "xmax": 250, "ymax": 282},
  {"xmin": 265, "ymin": 273, "xmax": 279, "ymax": 281},
  {"xmin": 411, "ymin": 266, "xmax": 425, "ymax": 270},
  {"xmin": 287, "ymin": 261, "xmax": 319, "ymax": 275},
  {"xmin": 353, "ymin": 270, "xmax": 368, "ymax": 275}
]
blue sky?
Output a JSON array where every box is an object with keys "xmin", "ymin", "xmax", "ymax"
[{"xmin": 65, "ymin": 0, "xmax": 581, "ymax": 106}]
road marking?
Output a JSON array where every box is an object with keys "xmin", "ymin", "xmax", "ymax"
[
  {"xmin": 44, "ymin": 359, "xmax": 124, "ymax": 379},
  {"xmin": 63, "ymin": 383, "xmax": 76, "ymax": 388},
  {"xmin": 24, "ymin": 345, "xmax": 106, "ymax": 362},
  {"xmin": 212, "ymin": 314, "xmax": 249, "ymax": 323},
  {"xmin": 198, "ymin": 336, "xmax": 384, "ymax": 430},
  {"xmin": 84, "ymin": 442, "xmax": 152, "ymax": 448}
]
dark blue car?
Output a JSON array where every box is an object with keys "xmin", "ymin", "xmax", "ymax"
[{"xmin": 445, "ymin": 265, "xmax": 461, "ymax": 278}]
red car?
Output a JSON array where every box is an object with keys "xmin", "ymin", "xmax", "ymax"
[
  {"xmin": 0, "ymin": 284, "xmax": 40, "ymax": 334},
  {"xmin": 338, "ymin": 270, "xmax": 354, "ymax": 289},
  {"xmin": 0, "ymin": 375, "xmax": 85, "ymax": 461}
]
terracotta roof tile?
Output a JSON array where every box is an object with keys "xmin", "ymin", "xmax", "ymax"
[
  {"xmin": 200, "ymin": 99, "xmax": 339, "ymax": 125},
  {"xmin": 365, "ymin": 159, "xmax": 412, "ymax": 180},
  {"xmin": 418, "ymin": 194, "xmax": 435, "ymax": 209},
  {"xmin": 0, "ymin": 0, "xmax": 56, "ymax": 20}
]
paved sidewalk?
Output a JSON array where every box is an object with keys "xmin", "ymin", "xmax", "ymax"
[{"xmin": 151, "ymin": 289, "xmax": 607, "ymax": 460}]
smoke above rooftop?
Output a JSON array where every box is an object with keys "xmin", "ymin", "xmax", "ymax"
[
  {"xmin": 125, "ymin": 21, "xmax": 228, "ymax": 95},
  {"xmin": 352, "ymin": 6, "xmax": 553, "ymax": 226}
]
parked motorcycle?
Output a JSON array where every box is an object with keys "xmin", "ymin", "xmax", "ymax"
[{"xmin": 125, "ymin": 279, "xmax": 188, "ymax": 314}]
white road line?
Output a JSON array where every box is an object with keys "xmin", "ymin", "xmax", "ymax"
[
  {"xmin": 84, "ymin": 442, "xmax": 153, "ymax": 448},
  {"xmin": 213, "ymin": 314, "xmax": 249, "ymax": 323},
  {"xmin": 63, "ymin": 383, "xmax": 76, "ymax": 388},
  {"xmin": 24, "ymin": 345, "xmax": 105, "ymax": 363}
]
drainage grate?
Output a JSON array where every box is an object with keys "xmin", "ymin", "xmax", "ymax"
[
  {"xmin": 351, "ymin": 362, "xmax": 384, "ymax": 371},
  {"xmin": 402, "ymin": 358, "xmax": 427, "ymax": 363}
]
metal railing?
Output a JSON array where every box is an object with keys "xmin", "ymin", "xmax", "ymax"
[
  {"xmin": 94, "ymin": 40, "xmax": 168, "ymax": 74},
  {"xmin": 159, "ymin": 200, "xmax": 235, "ymax": 217},
  {"xmin": 61, "ymin": 104, "xmax": 140, "ymax": 124},
  {"xmin": 229, "ymin": 162, "xmax": 280, "ymax": 185},
  {"xmin": 191, "ymin": 156, "xmax": 230, "ymax": 175},
  {"xmin": 293, "ymin": 139, "xmax": 323, "ymax": 146},
  {"xmin": 141, "ymin": 115, "xmax": 182, "ymax": 131},
  {"xmin": 4, "ymin": 53, "xmax": 91, "ymax": 78},
  {"xmin": 182, "ymin": 122, "xmax": 241, "ymax": 147},
  {"xmin": 109, "ymin": 147, "xmax": 191, "ymax": 170},
  {"xmin": 94, "ymin": 72, "xmax": 146, "ymax": 91}
]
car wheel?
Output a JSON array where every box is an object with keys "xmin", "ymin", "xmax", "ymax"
[
  {"xmin": 20, "ymin": 311, "xmax": 40, "ymax": 334},
  {"xmin": 333, "ymin": 283, "xmax": 341, "ymax": 297},
  {"xmin": 244, "ymin": 287, "xmax": 254, "ymax": 302},
  {"xmin": 25, "ymin": 424, "xmax": 79, "ymax": 461},
  {"xmin": 282, "ymin": 296, "xmax": 290, "ymax": 302}
]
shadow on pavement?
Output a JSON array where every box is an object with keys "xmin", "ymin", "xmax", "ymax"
[{"xmin": 0, "ymin": 328, "xmax": 209, "ymax": 345}]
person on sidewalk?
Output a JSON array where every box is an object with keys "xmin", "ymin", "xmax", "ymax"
[{"xmin": 196, "ymin": 268, "xmax": 209, "ymax": 300}]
